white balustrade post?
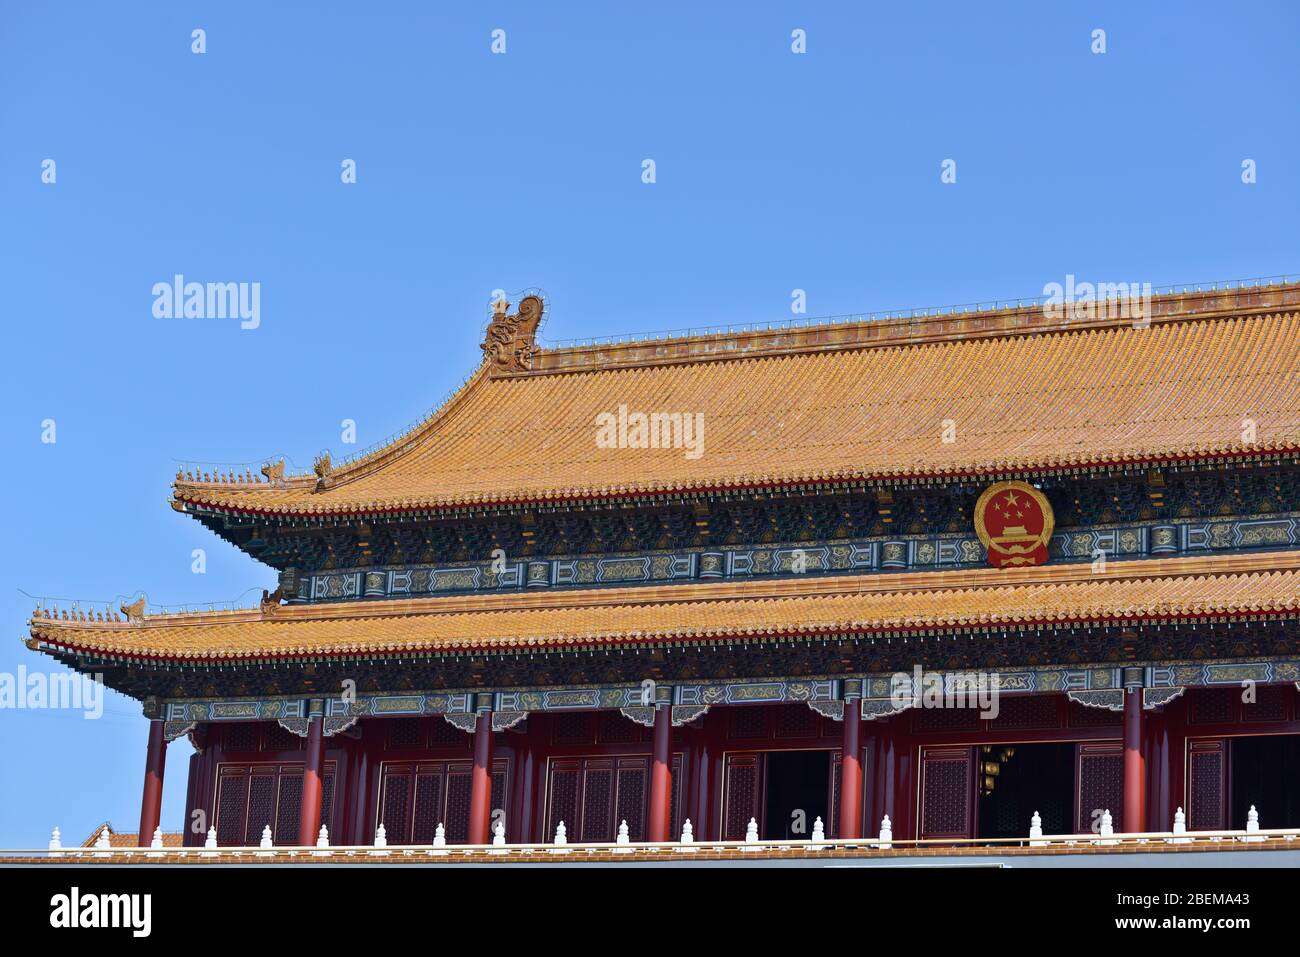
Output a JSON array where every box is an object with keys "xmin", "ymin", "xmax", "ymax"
[
  {"xmin": 203, "ymin": 826, "xmax": 218, "ymax": 857},
  {"xmin": 371, "ymin": 823, "xmax": 389, "ymax": 857},
  {"xmin": 742, "ymin": 817, "xmax": 759, "ymax": 851},
  {"xmin": 551, "ymin": 821, "xmax": 569, "ymax": 855},
  {"xmin": 614, "ymin": 820, "xmax": 631, "ymax": 853},
  {"xmin": 810, "ymin": 816, "xmax": 826, "ymax": 849},
  {"xmin": 1245, "ymin": 805, "xmax": 1263, "ymax": 842},
  {"xmin": 94, "ymin": 825, "xmax": 112, "ymax": 858},
  {"xmin": 257, "ymin": 825, "xmax": 273, "ymax": 857},
  {"xmin": 432, "ymin": 822, "xmax": 448, "ymax": 856},
  {"xmin": 490, "ymin": 821, "xmax": 507, "ymax": 854},
  {"xmin": 148, "ymin": 826, "xmax": 165, "ymax": 859},
  {"xmin": 878, "ymin": 814, "xmax": 893, "ymax": 849},
  {"xmin": 1170, "ymin": 806, "xmax": 1190, "ymax": 844},
  {"xmin": 1029, "ymin": 811, "xmax": 1045, "ymax": 847},
  {"xmin": 48, "ymin": 826, "xmax": 62, "ymax": 858},
  {"xmin": 1097, "ymin": 809, "xmax": 1117, "ymax": 845},
  {"xmin": 677, "ymin": 819, "xmax": 696, "ymax": 853}
]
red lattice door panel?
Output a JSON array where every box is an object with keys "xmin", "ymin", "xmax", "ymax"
[
  {"xmin": 667, "ymin": 755, "xmax": 684, "ymax": 840},
  {"xmin": 614, "ymin": 760, "xmax": 648, "ymax": 842},
  {"xmin": 828, "ymin": 750, "xmax": 842, "ymax": 839},
  {"xmin": 214, "ymin": 762, "xmax": 336, "ymax": 846},
  {"xmin": 410, "ymin": 767, "xmax": 446, "ymax": 844},
  {"xmin": 443, "ymin": 766, "xmax": 474, "ymax": 844},
  {"xmin": 919, "ymin": 746, "xmax": 974, "ymax": 840},
  {"xmin": 721, "ymin": 753, "xmax": 763, "ymax": 840},
  {"xmin": 244, "ymin": 769, "xmax": 277, "ymax": 846},
  {"xmin": 1187, "ymin": 738, "xmax": 1227, "ymax": 832},
  {"xmin": 1076, "ymin": 742, "xmax": 1124, "ymax": 833},
  {"xmin": 274, "ymin": 773, "xmax": 303, "ymax": 843},
  {"xmin": 546, "ymin": 760, "xmax": 583, "ymax": 840},
  {"xmin": 580, "ymin": 762, "xmax": 616, "ymax": 843},
  {"xmin": 378, "ymin": 769, "xmax": 413, "ymax": 845}
]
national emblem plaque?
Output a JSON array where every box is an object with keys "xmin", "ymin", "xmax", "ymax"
[{"xmin": 973, "ymin": 480, "xmax": 1055, "ymax": 568}]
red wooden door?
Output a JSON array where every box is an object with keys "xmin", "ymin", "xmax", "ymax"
[
  {"xmin": 827, "ymin": 749, "xmax": 842, "ymax": 839},
  {"xmin": 1076, "ymin": 742, "xmax": 1124, "ymax": 833},
  {"xmin": 543, "ymin": 755, "xmax": 681, "ymax": 842},
  {"xmin": 1187, "ymin": 738, "xmax": 1228, "ymax": 831},
  {"xmin": 919, "ymin": 746, "xmax": 974, "ymax": 840},
  {"xmin": 721, "ymin": 752, "xmax": 763, "ymax": 840},
  {"xmin": 378, "ymin": 759, "xmax": 507, "ymax": 844},
  {"xmin": 214, "ymin": 761, "xmax": 336, "ymax": 845}
]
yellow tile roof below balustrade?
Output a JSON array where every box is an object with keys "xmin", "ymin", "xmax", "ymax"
[
  {"xmin": 80, "ymin": 825, "xmax": 184, "ymax": 849},
  {"xmin": 170, "ymin": 282, "xmax": 1300, "ymax": 516},
  {"xmin": 27, "ymin": 551, "xmax": 1300, "ymax": 663}
]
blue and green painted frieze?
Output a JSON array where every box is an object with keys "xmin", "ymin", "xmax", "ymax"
[
  {"xmin": 158, "ymin": 657, "xmax": 1300, "ymax": 741},
  {"xmin": 292, "ymin": 513, "xmax": 1300, "ymax": 603}
]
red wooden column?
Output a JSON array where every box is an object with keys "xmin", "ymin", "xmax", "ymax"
[
  {"xmin": 839, "ymin": 697, "xmax": 864, "ymax": 839},
  {"xmin": 868, "ymin": 723, "xmax": 894, "ymax": 834},
  {"xmin": 508, "ymin": 724, "xmax": 534, "ymax": 844},
  {"xmin": 297, "ymin": 712, "xmax": 326, "ymax": 846},
  {"xmin": 1145, "ymin": 713, "xmax": 1171, "ymax": 834},
  {"xmin": 1165, "ymin": 693, "xmax": 1190, "ymax": 831},
  {"xmin": 468, "ymin": 711, "xmax": 494, "ymax": 845},
  {"xmin": 690, "ymin": 728, "xmax": 711, "ymax": 839},
  {"xmin": 647, "ymin": 706, "xmax": 673, "ymax": 842},
  {"xmin": 1123, "ymin": 673, "xmax": 1146, "ymax": 833},
  {"xmin": 137, "ymin": 719, "xmax": 168, "ymax": 846}
]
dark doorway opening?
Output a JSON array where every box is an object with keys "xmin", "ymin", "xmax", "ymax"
[
  {"xmin": 976, "ymin": 742, "xmax": 1074, "ymax": 839},
  {"xmin": 1231, "ymin": 735, "xmax": 1300, "ymax": 829},
  {"xmin": 764, "ymin": 750, "xmax": 831, "ymax": 839}
]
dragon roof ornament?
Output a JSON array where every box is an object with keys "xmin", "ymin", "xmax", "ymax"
[{"xmin": 481, "ymin": 295, "xmax": 544, "ymax": 374}]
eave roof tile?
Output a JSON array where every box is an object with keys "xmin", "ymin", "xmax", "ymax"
[{"xmin": 28, "ymin": 551, "xmax": 1300, "ymax": 663}]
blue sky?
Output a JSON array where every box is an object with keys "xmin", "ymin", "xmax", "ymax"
[{"xmin": 0, "ymin": 2, "xmax": 1296, "ymax": 847}]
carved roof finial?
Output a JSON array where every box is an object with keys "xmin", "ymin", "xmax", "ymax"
[
  {"xmin": 121, "ymin": 595, "xmax": 146, "ymax": 623},
  {"xmin": 481, "ymin": 294, "xmax": 544, "ymax": 374},
  {"xmin": 260, "ymin": 586, "xmax": 285, "ymax": 615},
  {"xmin": 313, "ymin": 451, "xmax": 334, "ymax": 490}
]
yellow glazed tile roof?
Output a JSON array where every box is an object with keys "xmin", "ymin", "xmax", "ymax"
[
  {"xmin": 80, "ymin": 826, "xmax": 184, "ymax": 849},
  {"xmin": 171, "ymin": 287, "xmax": 1300, "ymax": 517},
  {"xmin": 28, "ymin": 551, "xmax": 1300, "ymax": 662}
]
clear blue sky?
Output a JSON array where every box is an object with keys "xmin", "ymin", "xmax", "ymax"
[{"xmin": 0, "ymin": 2, "xmax": 1296, "ymax": 847}]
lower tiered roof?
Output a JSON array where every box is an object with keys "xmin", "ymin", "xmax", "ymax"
[{"xmin": 27, "ymin": 551, "xmax": 1300, "ymax": 664}]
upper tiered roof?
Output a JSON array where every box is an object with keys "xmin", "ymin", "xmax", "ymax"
[{"xmin": 171, "ymin": 283, "xmax": 1300, "ymax": 519}]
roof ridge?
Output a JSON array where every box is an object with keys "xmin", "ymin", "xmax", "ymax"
[
  {"xmin": 524, "ymin": 282, "xmax": 1300, "ymax": 377},
  {"xmin": 541, "ymin": 274, "xmax": 1300, "ymax": 351}
]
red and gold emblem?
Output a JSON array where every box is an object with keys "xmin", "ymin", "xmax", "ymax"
[{"xmin": 973, "ymin": 481, "xmax": 1055, "ymax": 568}]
